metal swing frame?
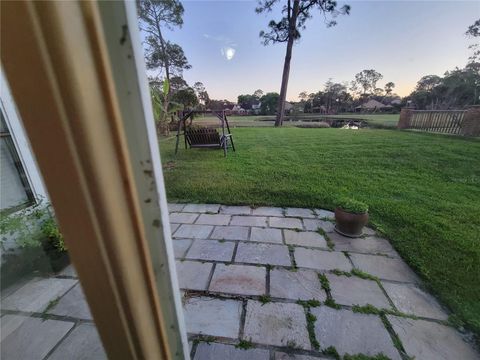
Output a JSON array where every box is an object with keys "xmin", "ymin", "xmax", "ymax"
[{"xmin": 174, "ymin": 110, "xmax": 236, "ymax": 157}]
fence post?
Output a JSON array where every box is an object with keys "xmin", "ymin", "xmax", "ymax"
[
  {"xmin": 460, "ymin": 106, "xmax": 480, "ymax": 137},
  {"xmin": 397, "ymin": 108, "xmax": 413, "ymax": 129}
]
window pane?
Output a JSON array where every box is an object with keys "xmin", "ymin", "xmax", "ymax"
[{"xmin": 0, "ymin": 137, "xmax": 31, "ymax": 211}]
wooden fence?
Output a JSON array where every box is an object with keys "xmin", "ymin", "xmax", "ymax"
[
  {"xmin": 398, "ymin": 107, "xmax": 480, "ymax": 136},
  {"xmin": 409, "ymin": 110, "xmax": 465, "ymax": 134}
]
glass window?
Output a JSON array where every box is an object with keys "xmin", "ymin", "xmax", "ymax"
[{"xmin": 0, "ymin": 110, "xmax": 34, "ymax": 213}]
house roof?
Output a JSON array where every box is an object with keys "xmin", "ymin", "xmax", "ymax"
[{"xmin": 356, "ymin": 99, "xmax": 388, "ymax": 109}]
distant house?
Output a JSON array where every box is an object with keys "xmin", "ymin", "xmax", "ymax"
[
  {"xmin": 284, "ymin": 102, "xmax": 293, "ymax": 113},
  {"xmin": 355, "ymin": 99, "xmax": 391, "ymax": 112},
  {"xmin": 251, "ymin": 103, "xmax": 261, "ymax": 115},
  {"xmin": 231, "ymin": 105, "xmax": 246, "ymax": 115}
]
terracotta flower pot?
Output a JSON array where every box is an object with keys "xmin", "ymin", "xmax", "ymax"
[{"xmin": 334, "ymin": 207, "xmax": 369, "ymax": 238}]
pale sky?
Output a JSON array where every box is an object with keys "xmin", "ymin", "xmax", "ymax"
[{"xmin": 159, "ymin": 0, "xmax": 479, "ymax": 102}]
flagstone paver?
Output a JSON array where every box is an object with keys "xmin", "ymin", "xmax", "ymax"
[
  {"xmin": 314, "ymin": 209, "xmax": 334, "ymax": 219},
  {"xmin": 285, "ymin": 208, "xmax": 315, "ymax": 218},
  {"xmin": 329, "ymin": 232, "xmax": 399, "ymax": 257},
  {"xmin": 220, "ymin": 205, "xmax": 252, "ymax": 215},
  {"xmin": 250, "ymin": 227, "xmax": 283, "ymax": 244},
  {"xmin": 169, "ymin": 212, "xmax": 199, "ymax": 224},
  {"xmin": 184, "ymin": 296, "xmax": 242, "ymax": 338},
  {"xmin": 183, "ymin": 203, "xmax": 221, "ymax": 213},
  {"xmin": 173, "ymin": 224, "xmax": 214, "ymax": 239},
  {"xmin": 48, "ymin": 283, "xmax": 93, "ymax": 320},
  {"xmin": 1, "ymin": 277, "xmax": 77, "ymax": 312},
  {"xmin": 311, "ymin": 307, "xmax": 401, "ymax": 359},
  {"xmin": 58, "ymin": 264, "xmax": 77, "ymax": 277},
  {"xmin": 349, "ymin": 253, "xmax": 419, "ymax": 283},
  {"xmin": 210, "ymin": 225, "xmax": 249, "ymax": 240},
  {"xmin": 170, "ymin": 223, "xmax": 180, "ymax": 234},
  {"xmin": 269, "ymin": 217, "xmax": 303, "ymax": 229},
  {"xmin": 168, "ymin": 203, "xmax": 185, "ymax": 212},
  {"xmin": 326, "ymin": 274, "xmax": 391, "ymax": 309},
  {"xmin": 382, "ymin": 282, "xmax": 448, "ymax": 320},
  {"xmin": 363, "ymin": 227, "xmax": 376, "ymax": 236},
  {"xmin": 275, "ymin": 352, "xmax": 329, "ymax": 360},
  {"xmin": 303, "ymin": 219, "xmax": 334, "ymax": 233},
  {"xmin": 294, "ymin": 248, "xmax": 352, "ymax": 271},
  {"xmin": 387, "ymin": 316, "xmax": 479, "ymax": 360},
  {"xmin": 173, "ymin": 239, "xmax": 193, "ymax": 258},
  {"xmin": 209, "ymin": 264, "xmax": 266, "ymax": 295},
  {"xmin": 196, "ymin": 214, "xmax": 231, "ymax": 226},
  {"xmin": 235, "ymin": 242, "xmax": 291, "ymax": 266},
  {"xmin": 270, "ymin": 268, "xmax": 326, "ymax": 301},
  {"xmin": 284, "ymin": 230, "xmax": 327, "ymax": 248},
  {"xmin": 48, "ymin": 324, "xmax": 106, "ymax": 360},
  {"xmin": 231, "ymin": 215, "xmax": 268, "ymax": 227},
  {"xmin": 186, "ymin": 240, "xmax": 236, "ymax": 262},
  {"xmin": 175, "ymin": 261, "xmax": 213, "ymax": 290},
  {"xmin": 243, "ymin": 301, "xmax": 311, "ymax": 349},
  {"xmin": 194, "ymin": 342, "xmax": 270, "ymax": 360},
  {"xmin": 1, "ymin": 315, "xmax": 74, "ymax": 359},
  {"xmin": 4, "ymin": 203, "xmax": 478, "ymax": 360},
  {"xmin": 251, "ymin": 206, "xmax": 284, "ymax": 216}
]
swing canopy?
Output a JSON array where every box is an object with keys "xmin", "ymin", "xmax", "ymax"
[{"xmin": 174, "ymin": 110, "xmax": 236, "ymax": 157}]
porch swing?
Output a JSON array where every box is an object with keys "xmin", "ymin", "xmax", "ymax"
[{"xmin": 174, "ymin": 110, "xmax": 236, "ymax": 157}]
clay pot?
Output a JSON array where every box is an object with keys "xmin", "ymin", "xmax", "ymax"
[{"xmin": 334, "ymin": 207, "xmax": 369, "ymax": 238}]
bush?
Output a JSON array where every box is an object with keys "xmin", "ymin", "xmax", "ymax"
[{"xmin": 336, "ymin": 197, "xmax": 368, "ymax": 214}]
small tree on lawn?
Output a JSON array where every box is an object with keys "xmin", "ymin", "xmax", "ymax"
[{"xmin": 256, "ymin": 0, "xmax": 350, "ymax": 127}]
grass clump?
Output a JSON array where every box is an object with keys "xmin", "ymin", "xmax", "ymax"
[
  {"xmin": 318, "ymin": 229, "xmax": 335, "ymax": 250},
  {"xmin": 296, "ymin": 299, "xmax": 321, "ymax": 308},
  {"xmin": 351, "ymin": 304, "xmax": 382, "ymax": 315},
  {"xmin": 324, "ymin": 298, "xmax": 341, "ymax": 310},
  {"xmin": 323, "ymin": 346, "xmax": 341, "ymax": 359},
  {"xmin": 318, "ymin": 274, "xmax": 330, "ymax": 292},
  {"xmin": 351, "ymin": 269, "xmax": 379, "ymax": 282},
  {"xmin": 331, "ymin": 269, "xmax": 352, "ymax": 277},
  {"xmin": 235, "ymin": 339, "xmax": 253, "ymax": 350},
  {"xmin": 41, "ymin": 297, "xmax": 60, "ymax": 318},
  {"xmin": 259, "ymin": 295, "xmax": 271, "ymax": 305},
  {"xmin": 306, "ymin": 312, "xmax": 319, "ymax": 350}
]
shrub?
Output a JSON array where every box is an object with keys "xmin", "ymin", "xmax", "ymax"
[{"xmin": 336, "ymin": 197, "xmax": 368, "ymax": 214}]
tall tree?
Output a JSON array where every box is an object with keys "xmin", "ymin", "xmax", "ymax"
[
  {"xmin": 256, "ymin": 0, "xmax": 350, "ymax": 126},
  {"xmin": 138, "ymin": 0, "xmax": 190, "ymax": 132},
  {"xmin": 465, "ymin": 19, "xmax": 480, "ymax": 63},
  {"xmin": 193, "ymin": 82, "xmax": 210, "ymax": 106},
  {"xmin": 384, "ymin": 82, "xmax": 395, "ymax": 95},
  {"xmin": 253, "ymin": 89, "xmax": 264, "ymax": 99},
  {"xmin": 354, "ymin": 69, "xmax": 383, "ymax": 96},
  {"xmin": 260, "ymin": 92, "xmax": 280, "ymax": 115}
]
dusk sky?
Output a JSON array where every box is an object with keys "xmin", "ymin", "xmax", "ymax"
[{"xmin": 158, "ymin": 1, "xmax": 479, "ymax": 102}]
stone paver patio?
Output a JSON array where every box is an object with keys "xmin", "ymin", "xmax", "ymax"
[{"xmin": 1, "ymin": 203, "xmax": 478, "ymax": 359}]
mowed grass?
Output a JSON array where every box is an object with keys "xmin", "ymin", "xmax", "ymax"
[{"xmin": 160, "ymin": 128, "xmax": 480, "ymax": 333}]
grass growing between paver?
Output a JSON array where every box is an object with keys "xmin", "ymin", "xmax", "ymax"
[{"xmin": 161, "ymin": 127, "xmax": 480, "ymax": 334}]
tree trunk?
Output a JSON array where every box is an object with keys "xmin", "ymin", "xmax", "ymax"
[
  {"xmin": 275, "ymin": 0, "xmax": 299, "ymax": 127},
  {"xmin": 153, "ymin": 9, "xmax": 171, "ymax": 127}
]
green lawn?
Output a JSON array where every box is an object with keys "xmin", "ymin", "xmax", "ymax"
[{"xmin": 160, "ymin": 128, "xmax": 480, "ymax": 333}]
